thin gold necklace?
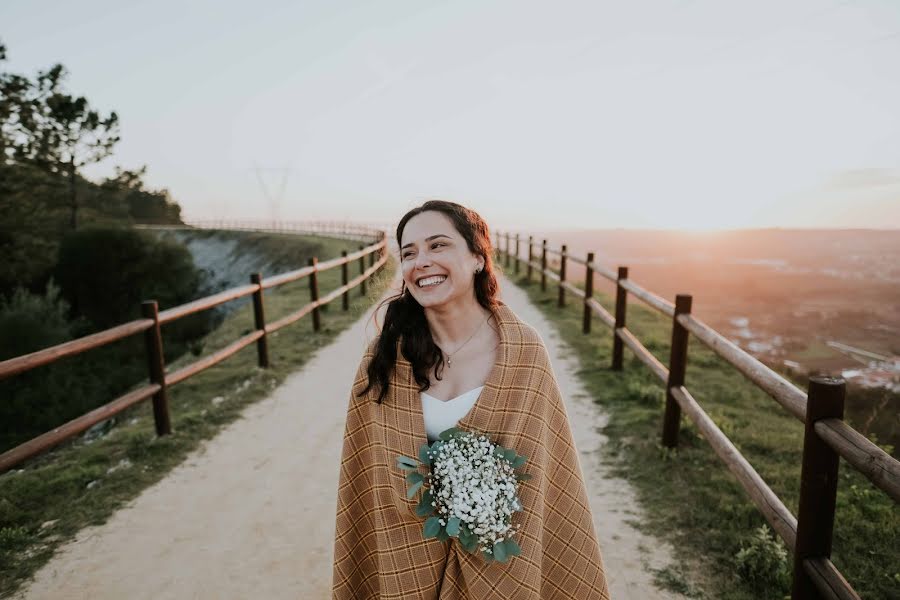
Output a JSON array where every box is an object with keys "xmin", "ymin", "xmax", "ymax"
[{"xmin": 439, "ymin": 313, "xmax": 490, "ymax": 367}]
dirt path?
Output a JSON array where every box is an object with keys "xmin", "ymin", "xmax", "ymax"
[{"xmin": 19, "ymin": 273, "xmax": 685, "ymax": 600}]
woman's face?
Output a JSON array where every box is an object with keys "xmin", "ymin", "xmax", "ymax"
[{"xmin": 399, "ymin": 211, "xmax": 483, "ymax": 309}]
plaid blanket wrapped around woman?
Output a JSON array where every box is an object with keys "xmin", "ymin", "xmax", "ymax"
[{"xmin": 332, "ymin": 301, "xmax": 611, "ymax": 599}]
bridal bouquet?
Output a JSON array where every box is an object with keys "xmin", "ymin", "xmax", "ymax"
[{"xmin": 396, "ymin": 427, "xmax": 530, "ymax": 563}]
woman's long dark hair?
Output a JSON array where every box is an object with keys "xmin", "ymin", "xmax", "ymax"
[{"xmin": 358, "ymin": 200, "xmax": 501, "ymax": 404}]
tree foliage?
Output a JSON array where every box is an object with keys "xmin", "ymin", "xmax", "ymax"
[
  {"xmin": 0, "ymin": 39, "xmax": 184, "ymax": 301},
  {"xmin": 2, "ymin": 48, "xmax": 120, "ymax": 229},
  {"xmin": 53, "ymin": 226, "xmax": 206, "ymax": 330},
  {"xmin": 0, "ymin": 40, "xmax": 201, "ymax": 452}
]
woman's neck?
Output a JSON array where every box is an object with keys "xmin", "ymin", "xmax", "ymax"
[{"xmin": 424, "ymin": 297, "xmax": 492, "ymax": 349}]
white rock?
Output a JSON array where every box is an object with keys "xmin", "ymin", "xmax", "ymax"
[{"xmin": 106, "ymin": 459, "xmax": 133, "ymax": 475}]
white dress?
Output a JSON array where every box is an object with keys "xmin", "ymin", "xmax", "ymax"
[{"xmin": 421, "ymin": 386, "xmax": 484, "ymax": 443}]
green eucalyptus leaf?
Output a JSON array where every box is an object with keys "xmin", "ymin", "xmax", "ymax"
[
  {"xmin": 423, "ymin": 516, "xmax": 441, "ymax": 538},
  {"xmin": 418, "ymin": 444, "xmax": 432, "ymax": 465},
  {"xmin": 516, "ymin": 472, "xmax": 533, "ymax": 481},
  {"xmin": 406, "ymin": 479, "xmax": 424, "ymax": 499},
  {"xmin": 482, "ymin": 550, "xmax": 495, "ymax": 563},
  {"xmin": 406, "ymin": 471, "xmax": 424, "ymax": 485},
  {"xmin": 512, "ymin": 455, "xmax": 527, "ymax": 468},
  {"xmin": 396, "ymin": 455, "xmax": 419, "ymax": 469},
  {"xmin": 503, "ymin": 448, "xmax": 517, "ymax": 463},
  {"xmin": 492, "ymin": 540, "xmax": 508, "ymax": 563},
  {"xmin": 415, "ymin": 489, "xmax": 435, "ymax": 517},
  {"xmin": 398, "ymin": 463, "xmax": 418, "ymax": 471},
  {"xmin": 436, "ymin": 528, "xmax": 450, "ymax": 542},
  {"xmin": 459, "ymin": 524, "xmax": 473, "ymax": 541},
  {"xmin": 438, "ymin": 427, "xmax": 461, "ymax": 441},
  {"xmin": 446, "ymin": 517, "xmax": 461, "ymax": 537},
  {"xmin": 504, "ymin": 538, "xmax": 522, "ymax": 557}
]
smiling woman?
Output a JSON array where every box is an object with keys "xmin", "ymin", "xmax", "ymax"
[{"xmin": 332, "ymin": 200, "xmax": 611, "ymax": 599}]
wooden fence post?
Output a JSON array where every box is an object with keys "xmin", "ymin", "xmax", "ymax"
[
  {"xmin": 541, "ymin": 239, "xmax": 548, "ymax": 291},
  {"xmin": 141, "ymin": 301, "xmax": 171, "ymax": 436},
  {"xmin": 583, "ymin": 252, "xmax": 594, "ymax": 334},
  {"xmin": 309, "ymin": 257, "xmax": 321, "ymax": 332},
  {"xmin": 341, "ymin": 250, "xmax": 350, "ymax": 311},
  {"xmin": 662, "ymin": 294, "xmax": 692, "ymax": 448},
  {"xmin": 527, "ymin": 236, "xmax": 533, "ymax": 282},
  {"xmin": 250, "ymin": 273, "xmax": 269, "ymax": 368},
  {"xmin": 791, "ymin": 376, "xmax": 846, "ymax": 600},
  {"xmin": 505, "ymin": 233, "xmax": 511, "ymax": 268},
  {"xmin": 359, "ymin": 245, "xmax": 367, "ymax": 296},
  {"xmin": 612, "ymin": 266, "xmax": 629, "ymax": 370},
  {"xmin": 514, "ymin": 234, "xmax": 520, "ymax": 274},
  {"xmin": 558, "ymin": 244, "xmax": 567, "ymax": 308}
]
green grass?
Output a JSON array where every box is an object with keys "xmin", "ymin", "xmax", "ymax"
[
  {"xmin": 790, "ymin": 340, "xmax": 843, "ymax": 362},
  {"xmin": 504, "ymin": 265, "xmax": 899, "ymax": 600},
  {"xmin": 0, "ymin": 235, "xmax": 396, "ymax": 598}
]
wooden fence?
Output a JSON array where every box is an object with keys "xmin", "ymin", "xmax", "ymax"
[
  {"xmin": 497, "ymin": 231, "xmax": 899, "ymax": 600},
  {"xmin": 178, "ymin": 219, "xmax": 392, "ymax": 242},
  {"xmin": 0, "ymin": 225, "xmax": 389, "ymax": 474}
]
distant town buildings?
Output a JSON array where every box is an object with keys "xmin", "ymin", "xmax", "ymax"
[{"xmin": 727, "ymin": 316, "xmax": 900, "ymax": 392}]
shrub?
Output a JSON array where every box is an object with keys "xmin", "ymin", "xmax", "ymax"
[
  {"xmin": 53, "ymin": 226, "xmax": 205, "ymax": 331},
  {"xmin": 0, "ymin": 279, "xmax": 73, "ymax": 361},
  {"xmin": 733, "ymin": 524, "xmax": 791, "ymax": 594}
]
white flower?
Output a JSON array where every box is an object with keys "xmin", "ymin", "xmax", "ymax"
[{"xmin": 418, "ymin": 429, "xmax": 526, "ymax": 558}]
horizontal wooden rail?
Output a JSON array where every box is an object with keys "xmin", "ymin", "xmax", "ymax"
[
  {"xmin": 619, "ymin": 279, "xmax": 676, "ymax": 317},
  {"xmin": 264, "ymin": 255, "xmax": 386, "ymax": 334},
  {"xmin": 670, "ymin": 385, "xmax": 799, "ymax": 550},
  {"xmin": 543, "ymin": 245, "xmax": 565, "ymax": 258},
  {"xmin": 814, "ymin": 418, "xmax": 900, "ymax": 503},
  {"xmin": 260, "ymin": 240, "xmax": 385, "ymax": 290},
  {"xmin": 586, "ymin": 260, "xmax": 618, "ymax": 283},
  {"xmin": 560, "ymin": 280, "xmax": 585, "ymax": 299},
  {"xmin": 165, "ymin": 330, "xmax": 264, "ymax": 387},
  {"xmin": 261, "ymin": 264, "xmax": 316, "ymax": 289},
  {"xmin": 802, "ymin": 558, "xmax": 861, "ymax": 600},
  {"xmin": 158, "ymin": 284, "xmax": 259, "ymax": 325},
  {"xmin": 185, "ymin": 220, "xmax": 385, "ymax": 242},
  {"xmin": 0, "ymin": 319, "xmax": 153, "ymax": 381},
  {"xmin": 616, "ymin": 327, "xmax": 669, "ymax": 383},
  {"xmin": 563, "ymin": 253, "xmax": 587, "ymax": 266},
  {"xmin": 677, "ymin": 313, "xmax": 807, "ymax": 422},
  {"xmin": 0, "ymin": 383, "xmax": 160, "ymax": 473},
  {"xmin": 585, "ymin": 298, "xmax": 615, "ymax": 329},
  {"xmin": 265, "ymin": 303, "xmax": 317, "ymax": 335}
]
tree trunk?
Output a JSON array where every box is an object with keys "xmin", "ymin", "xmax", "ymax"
[{"xmin": 69, "ymin": 157, "xmax": 77, "ymax": 230}]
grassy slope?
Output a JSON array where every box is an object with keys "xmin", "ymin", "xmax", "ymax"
[
  {"xmin": 503, "ymin": 268, "xmax": 898, "ymax": 600},
  {"xmin": 0, "ymin": 232, "xmax": 396, "ymax": 598}
]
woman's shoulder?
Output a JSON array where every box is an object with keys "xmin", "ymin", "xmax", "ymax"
[
  {"xmin": 495, "ymin": 304, "xmax": 553, "ymax": 369},
  {"xmin": 354, "ymin": 336, "xmax": 383, "ymax": 373},
  {"xmin": 497, "ymin": 303, "xmax": 547, "ymax": 348}
]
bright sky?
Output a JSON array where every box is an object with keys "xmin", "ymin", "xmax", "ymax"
[{"xmin": 3, "ymin": 0, "xmax": 899, "ymax": 230}]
